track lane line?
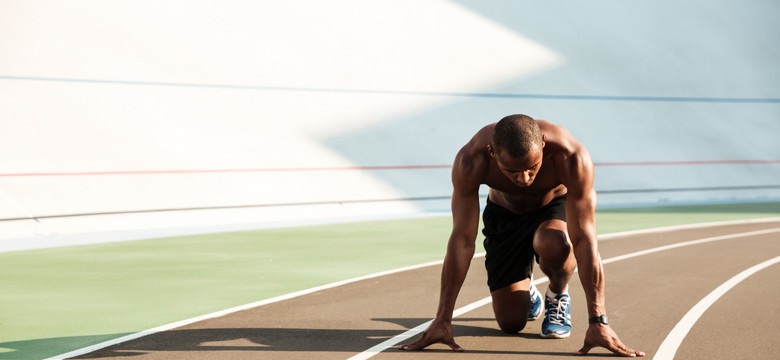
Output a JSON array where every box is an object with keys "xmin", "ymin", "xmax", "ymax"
[
  {"xmin": 597, "ymin": 217, "xmax": 780, "ymax": 242},
  {"xmin": 348, "ymin": 227, "xmax": 780, "ymax": 359},
  {"xmin": 653, "ymin": 255, "xmax": 780, "ymax": 360},
  {"xmin": 46, "ymin": 221, "xmax": 780, "ymax": 359},
  {"xmin": 43, "ymin": 258, "xmax": 460, "ymax": 360},
  {"xmin": 602, "ymin": 228, "xmax": 780, "ymax": 265},
  {"xmin": 348, "ymin": 277, "xmax": 548, "ymax": 360}
]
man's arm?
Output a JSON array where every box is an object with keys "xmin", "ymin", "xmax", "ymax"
[
  {"xmin": 556, "ymin": 143, "xmax": 645, "ymax": 357},
  {"xmin": 557, "ymin": 147, "xmax": 603, "ymax": 320},
  {"xmin": 436, "ymin": 184, "xmax": 481, "ymax": 320},
  {"xmin": 399, "ymin": 144, "xmax": 482, "ymax": 352}
]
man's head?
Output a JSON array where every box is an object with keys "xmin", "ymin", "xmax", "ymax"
[
  {"xmin": 488, "ymin": 114, "xmax": 546, "ymax": 187},
  {"xmin": 490, "ymin": 114, "xmax": 544, "ymax": 157}
]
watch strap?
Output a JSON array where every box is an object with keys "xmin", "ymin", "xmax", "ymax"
[{"xmin": 588, "ymin": 314, "xmax": 609, "ymax": 325}]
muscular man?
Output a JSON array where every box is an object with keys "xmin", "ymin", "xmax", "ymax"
[{"xmin": 400, "ymin": 115, "xmax": 644, "ymax": 357}]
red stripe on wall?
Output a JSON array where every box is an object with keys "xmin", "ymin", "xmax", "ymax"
[
  {"xmin": 0, "ymin": 160, "xmax": 777, "ymax": 177},
  {"xmin": 0, "ymin": 165, "xmax": 453, "ymax": 177},
  {"xmin": 595, "ymin": 160, "xmax": 780, "ymax": 167}
]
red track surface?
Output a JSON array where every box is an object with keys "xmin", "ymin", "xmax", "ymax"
[{"xmin": 70, "ymin": 219, "xmax": 780, "ymax": 359}]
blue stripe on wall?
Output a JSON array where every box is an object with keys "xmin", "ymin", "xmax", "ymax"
[{"xmin": 3, "ymin": 75, "xmax": 778, "ymax": 104}]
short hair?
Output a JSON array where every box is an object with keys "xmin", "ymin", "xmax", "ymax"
[{"xmin": 491, "ymin": 114, "xmax": 543, "ymax": 157}]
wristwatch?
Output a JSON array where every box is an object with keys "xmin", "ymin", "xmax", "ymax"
[{"xmin": 588, "ymin": 314, "xmax": 609, "ymax": 325}]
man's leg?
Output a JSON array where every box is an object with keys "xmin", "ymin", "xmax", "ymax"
[
  {"xmin": 534, "ymin": 219, "xmax": 576, "ymax": 338},
  {"xmin": 490, "ymin": 278, "xmax": 531, "ymax": 334},
  {"xmin": 533, "ymin": 219, "xmax": 575, "ymax": 293}
]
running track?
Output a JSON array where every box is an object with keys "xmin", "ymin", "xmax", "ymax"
[{"xmin": 59, "ymin": 218, "xmax": 780, "ymax": 359}]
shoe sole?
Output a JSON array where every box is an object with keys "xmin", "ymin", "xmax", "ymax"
[
  {"xmin": 540, "ymin": 331, "xmax": 571, "ymax": 339},
  {"xmin": 527, "ymin": 308, "xmax": 542, "ymax": 321}
]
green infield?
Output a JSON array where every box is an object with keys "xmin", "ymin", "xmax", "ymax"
[
  {"xmin": 596, "ymin": 201, "xmax": 780, "ymax": 233},
  {"xmin": 0, "ymin": 201, "xmax": 778, "ymax": 359}
]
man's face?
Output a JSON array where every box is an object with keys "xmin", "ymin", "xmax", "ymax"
[{"xmin": 490, "ymin": 145, "xmax": 544, "ymax": 188}]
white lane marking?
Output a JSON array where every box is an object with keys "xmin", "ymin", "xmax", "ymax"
[
  {"xmin": 653, "ymin": 255, "xmax": 780, "ymax": 360},
  {"xmin": 348, "ymin": 276, "xmax": 549, "ymax": 360},
  {"xmin": 597, "ymin": 217, "xmax": 780, "ymax": 241},
  {"xmin": 47, "ymin": 221, "xmax": 780, "ymax": 359},
  {"xmin": 43, "ymin": 257, "xmax": 467, "ymax": 360},
  {"xmin": 349, "ymin": 227, "xmax": 780, "ymax": 359},
  {"xmin": 602, "ymin": 228, "xmax": 780, "ymax": 265}
]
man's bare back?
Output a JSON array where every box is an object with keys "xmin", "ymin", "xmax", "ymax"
[{"xmin": 454, "ymin": 120, "xmax": 584, "ymax": 214}]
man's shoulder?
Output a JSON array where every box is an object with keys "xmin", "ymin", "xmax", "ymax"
[
  {"xmin": 539, "ymin": 121, "xmax": 586, "ymax": 157},
  {"xmin": 539, "ymin": 120, "xmax": 573, "ymax": 141},
  {"xmin": 452, "ymin": 126, "xmax": 494, "ymax": 190},
  {"xmin": 455, "ymin": 139, "xmax": 489, "ymax": 175},
  {"xmin": 458, "ymin": 124, "xmax": 494, "ymax": 160}
]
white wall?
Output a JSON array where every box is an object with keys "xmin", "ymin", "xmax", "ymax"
[{"xmin": 1, "ymin": 0, "xmax": 778, "ymax": 244}]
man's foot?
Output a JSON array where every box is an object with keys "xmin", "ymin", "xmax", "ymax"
[
  {"xmin": 541, "ymin": 292, "xmax": 571, "ymax": 338},
  {"xmin": 528, "ymin": 281, "xmax": 543, "ymax": 321}
]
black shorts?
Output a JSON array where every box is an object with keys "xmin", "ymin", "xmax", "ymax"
[{"xmin": 482, "ymin": 195, "xmax": 567, "ymax": 292}]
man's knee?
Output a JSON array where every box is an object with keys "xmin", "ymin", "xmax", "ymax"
[
  {"xmin": 491, "ymin": 281, "xmax": 532, "ymax": 334},
  {"xmin": 535, "ymin": 228, "xmax": 572, "ymax": 260},
  {"xmin": 497, "ymin": 317, "xmax": 528, "ymax": 334}
]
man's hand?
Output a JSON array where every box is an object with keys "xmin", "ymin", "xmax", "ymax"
[
  {"xmin": 575, "ymin": 323, "xmax": 645, "ymax": 357},
  {"xmin": 398, "ymin": 318, "xmax": 464, "ymax": 352}
]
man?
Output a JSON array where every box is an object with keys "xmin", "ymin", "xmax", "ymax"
[{"xmin": 400, "ymin": 115, "xmax": 644, "ymax": 357}]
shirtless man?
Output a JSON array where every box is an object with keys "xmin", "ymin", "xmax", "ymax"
[{"xmin": 400, "ymin": 114, "xmax": 644, "ymax": 357}]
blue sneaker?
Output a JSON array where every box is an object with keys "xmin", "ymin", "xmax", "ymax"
[
  {"xmin": 541, "ymin": 292, "xmax": 572, "ymax": 338},
  {"xmin": 528, "ymin": 281, "xmax": 543, "ymax": 321}
]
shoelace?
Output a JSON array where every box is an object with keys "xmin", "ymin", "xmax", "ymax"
[{"xmin": 546, "ymin": 295, "xmax": 570, "ymax": 326}]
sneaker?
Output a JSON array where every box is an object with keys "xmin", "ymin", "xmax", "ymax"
[
  {"xmin": 527, "ymin": 281, "xmax": 543, "ymax": 321},
  {"xmin": 540, "ymin": 292, "xmax": 572, "ymax": 339}
]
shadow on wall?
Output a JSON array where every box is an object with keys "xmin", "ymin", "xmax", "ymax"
[
  {"xmin": 321, "ymin": 0, "xmax": 780, "ymax": 207},
  {"xmin": 322, "ymin": 97, "xmax": 495, "ymax": 209},
  {"xmin": 450, "ymin": 0, "xmax": 780, "ymax": 99},
  {"xmin": 321, "ymin": 86, "xmax": 780, "ymax": 207}
]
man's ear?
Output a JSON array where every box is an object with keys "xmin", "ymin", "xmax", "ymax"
[
  {"xmin": 487, "ymin": 144, "xmax": 496, "ymax": 158},
  {"xmin": 541, "ymin": 134, "xmax": 547, "ymax": 148}
]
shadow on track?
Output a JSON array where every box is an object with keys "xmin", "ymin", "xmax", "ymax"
[{"xmin": 56, "ymin": 318, "xmax": 580, "ymax": 358}]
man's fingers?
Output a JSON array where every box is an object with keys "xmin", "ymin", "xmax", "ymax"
[
  {"xmin": 574, "ymin": 343, "xmax": 594, "ymax": 356},
  {"xmin": 446, "ymin": 340, "xmax": 465, "ymax": 352},
  {"xmin": 398, "ymin": 342, "xmax": 425, "ymax": 351},
  {"xmin": 398, "ymin": 336, "xmax": 464, "ymax": 352},
  {"xmin": 576, "ymin": 341, "xmax": 645, "ymax": 357},
  {"xmin": 628, "ymin": 349, "xmax": 645, "ymax": 357},
  {"xmin": 611, "ymin": 345, "xmax": 637, "ymax": 357},
  {"xmin": 398, "ymin": 335, "xmax": 429, "ymax": 351},
  {"xmin": 578, "ymin": 341, "xmax": 643, "ymax": 358},
  {"xmin": 400, "ymin": 342, "xmax": 463, "ymax": 352},
  {"xmin": 615, "ymin": 346, "xmax": 645, "ymax": 357},
  {"xmin": 398, "ymin": 337, "xmax": 430, "ymax": 351},
  {"xmin": 608, "ymin": 340, "xmax": 646, "ymax": 357},
  {"xmin": 397, "ymin": 344, "xmax": 418, "ymax": 351}
]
